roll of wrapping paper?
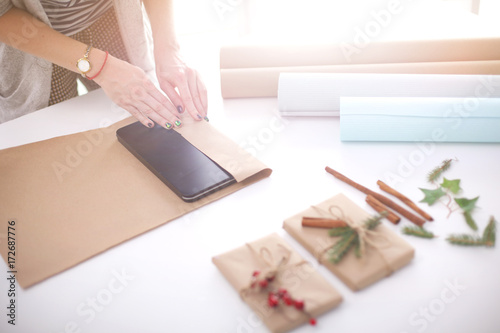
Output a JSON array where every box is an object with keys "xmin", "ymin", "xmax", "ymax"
[
  {"xmin": 219, "ymin": 37, "xmax": 500, "ymax": 98},
  {"xmin": 339, "ymin": 97, "xmax": 500, "ymax": 142},
  {"xmin": 278, "ymin": 73, "xmax": 500, "ymax": 116}
]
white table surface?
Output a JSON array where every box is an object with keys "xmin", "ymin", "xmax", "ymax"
[{"xmin": 2, "ymin": 3, "xmax": 500, "ymax": 333}]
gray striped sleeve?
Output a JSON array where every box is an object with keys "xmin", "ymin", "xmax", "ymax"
[{"xmin": 0, "ymin": 0, "xmax": 13, "ymax": 17}]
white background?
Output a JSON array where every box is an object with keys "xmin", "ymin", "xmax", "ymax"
[{"xmin": 1, "ymin": 1, "xmax": 500, "ymax": 333}]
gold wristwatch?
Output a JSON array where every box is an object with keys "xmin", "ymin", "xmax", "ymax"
[{"xmin": 76, "ymin": 45, "xmax": 92, "ymax": 77}]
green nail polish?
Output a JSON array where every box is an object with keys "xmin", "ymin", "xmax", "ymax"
[
  {"xmin": 175, "ymin": 120, "xmax": 182, "ymax": 127},
  {"xmin": 166, "ymin": 122, "xmax": 173, "ymax": 129},
  {"xmin": 204, "ymin": 116, "xmax": 209, "ymax": 122}
]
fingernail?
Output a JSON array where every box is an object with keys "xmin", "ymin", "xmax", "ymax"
[
  {"xmin": 148, "ymin": 122, "xmax": 154, "ymax": 128},
  {"xmin": 197, "ymin": 114, "xmax": 202, "ymax": 120},
  {"xmin": 166, "ymin": 122, "xmax": 173, "ymax": 129},
  {"xmin": 177, "ymin": 106, "xmax": 183, "ymax": 113},
  {"xmin": 204, "ymin": 116, "xmax": 209, "ymax": 122},
  {"xmin": 174, "ymin": 120, "xmax": 182, "ymax": 127}
]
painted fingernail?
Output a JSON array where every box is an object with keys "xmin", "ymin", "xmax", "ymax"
[
  {"xmin": 148, "ymin": 122, "xmax": 154, "ymax": 128},
  {"xmin": 174, "ymin": 120, "xmax": 182, "ymax": 127},
  {"xmin": 197, "ymin": 114, "xmax": 202, "ymax": 120},
  {"xmin": 204, "ymin": 116, "xmax": 209, "ymax": 122},
  {"xmin": 177, "ymin": 106, "xmax": 183, "ymax": 113},
  {"xmin": 166, "ymin": 122, "xmax": 173, "ymax": 129}
]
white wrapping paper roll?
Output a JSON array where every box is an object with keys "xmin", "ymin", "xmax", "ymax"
[
  {"xmin": 278, "ymin": 73, "xmax": 500, "ymax": 116},
  {"xmin": 339, "ymin": 97, "xmax": 500, "ymax": 142}
]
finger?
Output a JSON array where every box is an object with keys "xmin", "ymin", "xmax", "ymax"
[
  {"xmin": 132, "ymin": 80, "xmax": 181, "ymax": 128},
  {"xmin": 157, "ymin": 71, "xmax": 184, "ymax": 114},
  {"xmin": 176, "ymin": 69, "xmax": 202, "ymax": 121},
  {"xmin": 196, "ymin": 72, "xmax": 208, "ymax": 117},
  {"xmin": 159, "ymin": 81, "xmax": 184, "ymax": 115},
  {"xmin": 127, "ymin": 104, "xmax": 155, "ymax": 128},
  {"xmin": 186, "ymin": 69, "xmax": 206, "ymax": 118},
  {"xmin": 136, "ymin": 98, "xmax": 182, "ymax": 129}
]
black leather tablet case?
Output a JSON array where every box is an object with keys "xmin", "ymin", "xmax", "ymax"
[{"xmin": 116, "ymin": 122, "xmax": 236, "ymax": 202}]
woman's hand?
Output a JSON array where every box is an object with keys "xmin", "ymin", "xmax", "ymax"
[
  {"xmin": 155, "ymin": 50, "xmax": 208, "ymax": 122},
  {"xmin": 94, "ymin": 54, "xmax": 182, "ymax": 128}
]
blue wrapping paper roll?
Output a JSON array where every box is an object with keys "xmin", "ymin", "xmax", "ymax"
[{"xmin": 340, "ymin": 97, "xmax": 500, "ymax": 142}]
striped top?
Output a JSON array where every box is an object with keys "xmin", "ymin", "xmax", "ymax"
[{"xmin": 40, "ymin": 0, "xmax": 113, "ymax": 36}]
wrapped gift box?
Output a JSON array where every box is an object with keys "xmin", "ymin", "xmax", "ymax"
[
  {"xmin": 212, "ymin": 233, "xmax": 343, "ymax": 333},
  {"xmin": 283, "ymin": 194, "xmax": 415, "ymax": 291}
]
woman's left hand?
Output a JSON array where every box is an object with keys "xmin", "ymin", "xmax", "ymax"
[{"xmin": 155, "ymin": 50, "xmax": 208, "ymax": 121}]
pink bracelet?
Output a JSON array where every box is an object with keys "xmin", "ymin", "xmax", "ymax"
[{"xmin": 86, "ymin": 51, "xmax": 109, "ymax": 80}]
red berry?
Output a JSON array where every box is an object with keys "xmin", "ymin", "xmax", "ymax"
[
  {"xmin": 283, "ymin": 295, "xmax": 293, "ymax": 306},
  {"xmin": 258, "ymin": 279, "xmax": 268, "ymax": 288},
  {"xmin": 268, "ymin": 293, "xmax": 279, "ymax": 308},
  {"xmin": 277, "ymin": 288, "xmax": 288, "ymax": 297},
  {"xmin": 294, "ymin": 299, "xmax": 304, "ymax": 310},
  {"xmin": 252, "ymin": 270, "xmax": 260, "ymax": 277},
  {"xmin": 309, "ymin": 318, "xmax": 317, "ymax": 326}
]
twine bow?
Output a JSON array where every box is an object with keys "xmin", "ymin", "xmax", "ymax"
[
  {"xmin": 239, "ymin": 243, "xmax": 317, "ymax": 325},
  {"xmin": 240, "ymin": 243, "xmax": 293, "ymax": 297},
  {"xmin": 312, "ymin": 205, "xmax": 394, "ymax": 272}
]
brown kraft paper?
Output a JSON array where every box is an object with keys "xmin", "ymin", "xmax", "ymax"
[
  {"xmin": 0, "ymin": 117, "xmax": 272, "ymax": 288},
  {"xmin": 220, "ymin": 38, "xmax": 500, "ymax": 98},
  {"xmin": 283, "ymin": 193, "xmax": 415, "ymax": 291},
  {"xmin": 212, "ymin": 233, "xmax": 343, "ymax": 333},
  {"xmin": 221, "ymin": 60, "xmax": 500, "ymax": 98}
]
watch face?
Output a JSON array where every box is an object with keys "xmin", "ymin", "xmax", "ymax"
[{"xmin": 77, "ymin": 59, "xmax": 91, "ymax": 73}]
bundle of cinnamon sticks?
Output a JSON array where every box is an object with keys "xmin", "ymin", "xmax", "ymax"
[{"xmin": 307, "ymin": 167, "xmax": 433, "ymax": 227}]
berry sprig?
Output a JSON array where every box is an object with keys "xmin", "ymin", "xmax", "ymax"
[{"xmin": 250, "ymin": 270, "xmax": 317, "ymax": 326}]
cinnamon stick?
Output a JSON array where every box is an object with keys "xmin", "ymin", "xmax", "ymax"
[
  {"xmin": 325, "ymin": 166, "xmax": 426, "ymax": 226},
  {"xmin": 376, "ymin": 180, "xmax": 433, "ymax": 221},
  {"xmin": 301, "ymin": 217, "xmax": 347, "ymax": 228},
  {"xmin": 366, "ymin": 195, "xmax": 401, "ymax": 224}
]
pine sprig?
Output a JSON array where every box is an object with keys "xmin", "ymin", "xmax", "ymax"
[
  {"xmin": 463, "ymin": 212, "xmax": 478, "ymax": 231},
  {"xmin": 327, "ymin": 214, "xmax": 384, "ymax": 264},
  {"xmin": 402, "ymin": 225, "xmax": 435, "ymax": 239},
  {"xmin": 328, "ymin": 231, "xmax": 357, "ymax": 264},
  {"xmin": 427, "ymin": 159, "xmax": 453, "ymax": 183},
  {"xmin": 482, "ymin": 216, "xmax": 496, "ymax": 247},
  {"xmin": 427, "ymin": 159, "xmax": 452, "ymax": 183},
  {"xmin": 446, "ymin": 234, "xmax": 485, "ymax": 246}
]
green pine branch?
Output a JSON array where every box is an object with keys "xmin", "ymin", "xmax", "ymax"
[
  {"xmin": 482, "ymin": 216, "xmax": 496, "ymax": 247},
  {"xmin": 463, "ymin": 211, "xmax": 478, "ymax": 231},
  {"xmin": 447, "ymin": 234, "xmax": 485, "ymax": 246},
  {"xmin": 427, "ymin": 159, "xmax": 453, "ymax": 183},
  {"xmin": 402, "ymin": 225, "xmax": 435, "ymax": 239},
  {"xmin": 327, "ymin": 214, "xmax": 385, "ymax": 264}
]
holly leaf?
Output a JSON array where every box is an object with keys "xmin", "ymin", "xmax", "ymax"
[
  {"xmin": 440, "ymin": 178, "xmax": 461, "ymax": 194},
  {"xmin": 419, "ymin": 187, "xmax": 446, "ymax": 205},
  {"xmin": 454, "ymin": 197, "xmax": 479, "ymax": 213}
]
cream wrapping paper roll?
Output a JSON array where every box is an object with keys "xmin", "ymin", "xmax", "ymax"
[
  {"xmin": 278, "ymin": 73, "xmax": 500, "ymax": 116},
  {"xmin": 221, "ymin": 61, "xmax": 500, "ymax": 98},
  {"xmin": 339, "ymin": 97, "xmax": 500, "ymax": 142},
  {"xmin": 220, "ymin": 38, "xmax": 500, "ymax": 98},
  {"xmin": 220, "ymin": 38, "xmax": 500, "ymax": 69}
]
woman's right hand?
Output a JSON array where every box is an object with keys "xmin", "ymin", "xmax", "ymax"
[{"xmin": 94, "ymin": 54, "xmax": 182, "ymax": 129}]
